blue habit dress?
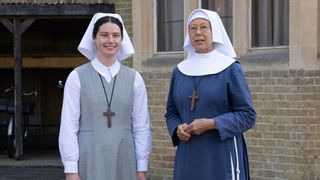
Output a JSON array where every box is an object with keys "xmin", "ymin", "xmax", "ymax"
[{"xmin": 165, "ymin": 62, "xmax": 256, "ymax": 180}]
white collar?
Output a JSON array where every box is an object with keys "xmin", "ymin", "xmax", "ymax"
[
  {"xmin": 177, "ymin": 50, "xmax": 235, "ymax": 76},
  {"xmin": 91, "ymin": 57, "xmax": 120, "ymax": 82}
]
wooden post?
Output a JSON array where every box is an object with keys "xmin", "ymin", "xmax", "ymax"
[
  {"xmin": 1, "ymin": 18, "xmax": 34, "ymax": 160},
  {"xmin": 13, "ymin": 18, "xmax": 23, "ymax": 160}
]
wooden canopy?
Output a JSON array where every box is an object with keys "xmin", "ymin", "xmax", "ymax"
[{"xmin": 0, "ymin": 3, "xmax": 115, "ymax": 16}]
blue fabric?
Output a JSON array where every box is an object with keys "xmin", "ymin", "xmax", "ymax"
[{"xmin": 165, "ymin": 62, "xmax": 256, "ymax": 180}]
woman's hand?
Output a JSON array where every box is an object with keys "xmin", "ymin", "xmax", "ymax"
[
  {"xmin": 177, "ymin": 123, "xmax": 191, "ymax": 141},
  {"xmin": 137, "ymin": 171, "xmax": 147, "ymax": 180},
  {"xmin": 184, "ymin": 118, "xmax": 216, "ymax": 135},
  {"xmin": 66, "ymin": 173, "xmax": 81, "ymax": 180}
]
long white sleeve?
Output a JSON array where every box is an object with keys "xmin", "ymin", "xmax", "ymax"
[
  {"xmin": 58, "ymin": 70, "xmax": 81, "ymax": 173},
  {"xmin": 132, "ymin": 71, "xmax": 152, "ymax": 171}
]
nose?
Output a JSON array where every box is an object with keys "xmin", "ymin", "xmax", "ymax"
[
  {"xmin": 107, "ymin": 36, "xmax": 114, "ymax": 42},
  {"xmin": 106, "ymin": 34, "xmax": 115, "ymax": 42},
  {"xmin": 195, "ymin": 28, "xmax": 202, "ymax": 34}
]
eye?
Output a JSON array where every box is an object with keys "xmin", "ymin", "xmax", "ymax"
[
  {"xmin": 190, "ymin": 26, "xmax": 197, "ymax": 31},
  {"xmin": 200, "ymin": 25, "xmax": 208, "ymax": 30},
  {"xmin": 99, "ymin": 33, "xmax": 108, "ymax": 37},
  {"xmin": 200, "ymin": 25, "xmax": 208, "ymax": 32},
  {"xmin": 113, "ymin": 33, "xmax": 121, "ymax": 38},
  {"xmin": 189, "ymin": 26, "xmax": 198, "ymax": 34}
]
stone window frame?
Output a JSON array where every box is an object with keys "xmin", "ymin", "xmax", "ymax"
[
  {"xmin": 249, "ymin": 0, "xmax": 289, "ymax": 49},
  {"xmin": 232, "ymin": 0, "xmax": 289, "ymax": 71},
  {"xmin": 155, "ymin": 0, "xmax": 185, "ymax": 52},
  {"xmin": 133, "ymin": 0, "xmax": 320, "ymax": 71}
]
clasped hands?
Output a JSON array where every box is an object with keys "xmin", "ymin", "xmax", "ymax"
[{"xmin": 176, "ymin": 118, "xmax": 216, "ymax": 141}]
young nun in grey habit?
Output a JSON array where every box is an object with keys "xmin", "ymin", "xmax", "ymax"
[
  {"xmin": 59, "ymin": 13, "xmax": 152, "ymax": 180},
  {"xmin": 165, "ymin": 9, "xmax": 256, "ymax": 180}
]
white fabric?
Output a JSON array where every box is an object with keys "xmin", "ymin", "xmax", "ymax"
[
  {"xmin": 178, "ymin": 9, "xmax": 236, "ymax": 76},
  {"xmin": 230, "ymin": 153, "xmax": 235, "ymax": 180},
  {"xmin": 230, "ymin": 137, "xmax": 240, "ymax": 180},
  {"xmin": 78, "ymin": 13, "xmax": 135, "ymax": 61},
  {"xmin": 92, "ymin": 57, "xmax": 119, "ymax": 83},
  {"xmin": 59, "ymin": 59, "xmax": 152, "ymax": 173},
  {"xmin": 178, "ymin": 50, "xmax": 235, "ymax": 76},
  {"xmin": 234, "ymin": 137, "xmax": 240, "ymax": 180}
]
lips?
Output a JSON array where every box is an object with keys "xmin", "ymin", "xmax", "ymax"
[
  {"xmin": 105, "ymin": 44, "xmax": 115, "ymax": 47},
  {"xmin": 104, "ymin": 45, "xmax": 116, "ymax": 50},
  {"xmin": 195, "ymin": 39, "xmax": 205, "ymax": 43}
]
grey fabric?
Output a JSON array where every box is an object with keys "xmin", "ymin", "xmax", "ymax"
[{"xmin": 76, "ymin": 63, "xmax": 136, "ymax": 180}]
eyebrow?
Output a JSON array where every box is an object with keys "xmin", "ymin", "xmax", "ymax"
[
  {"xmin": 99, "ymin": 32, "xmax": 121, "ymax": 34},
  {"xmin": 189, "ymin": 23, "xmax": 210, "ymax": 26}
]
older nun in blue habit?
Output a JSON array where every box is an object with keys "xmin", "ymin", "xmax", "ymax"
[{"xmin": 165, "ymin": 9, "xmax": 256, "ymax": 180}]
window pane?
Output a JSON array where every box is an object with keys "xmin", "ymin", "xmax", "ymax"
[
  {"xmin": 201, "ymin": 0, "xmax": 233, "ymax": 42},
  {"xmin": 251, "ymin": 0, "xmax": 289, "ymax": 47},
  {"xmin": 157, "ymin": 0, "xmax": 184, "ymax": 52}
]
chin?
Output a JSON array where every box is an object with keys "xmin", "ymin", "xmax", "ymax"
[
  {"xmin": 104, "ymin": 51, "xmax": 117, "ymax": 56},
  {"xmin": 195, "ymin": 49, "xmax": 208, "ymax": 53}
]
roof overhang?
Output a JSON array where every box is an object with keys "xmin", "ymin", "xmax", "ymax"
[{"xmin": 0, "ymin": 3, "xmax": 115, "ymax": 18}]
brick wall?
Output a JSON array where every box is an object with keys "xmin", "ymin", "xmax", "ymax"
[
  {"xmin": 115, "ymin": 0, "xmax": 132, "ymax": 36},
  {"xmin": 142, "ymin": 69, "xmax": 320, "ymax": 180},
  {"xmin": 246, "ymin": 70, "xmax": 320, "ymax": 180},
  {"xmin": 114, "ymin": 0, "xmax": 133, "ymax": 67},
  {"xmin": 143, "ymin": 72, "xmax": 175, "ymax": 179}
]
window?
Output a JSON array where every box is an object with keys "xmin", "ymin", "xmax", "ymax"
[
  {"xmin": 251, "ymin": 0, "xmax": 289, "ymax": 47},
  {"xmin": 157, "ymin": 0, "xmax": 184, "ymax": 52},
  {"xmin": 201, "ymin": 0, "xmax": 233, "ymax": 42}
]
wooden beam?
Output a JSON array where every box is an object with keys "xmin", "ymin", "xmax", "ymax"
[
  {"xmin": 0, "ymin": 18, "xmax": 35, "ymax": 34},
  {"xmin": 21, "ymin": 19, "xmax": 35, "ymax": 34},
  {"xmin": 0, "ymin": 4, "xmax": 115, "ymax": 17},
  {"xmin": 0, "ymin": 56, "xmax": 87, "ymax": 68},
  {"xmin": 0, "ymin": 18, "xmax": 13, "ymax": 33},
  {"xmin": 13, "ymin": 18, "xmax": 23, "ymax": 160}
]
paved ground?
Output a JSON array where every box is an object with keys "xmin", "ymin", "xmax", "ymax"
[
  {"xmin": 0, "ymin": 150, "xmax": 65, "ymax": 180},
  {"xmin": 0, "ymin": 167, "xmax": 64, "ymax": 180}
]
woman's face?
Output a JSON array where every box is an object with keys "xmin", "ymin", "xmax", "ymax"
[
  {"xmin": 188, "ymin": 18, "xmax": 214, "ymax": 53},
  {"xmin": 93, "ymin": 22, "xmax": 122, "ymax": 59}
]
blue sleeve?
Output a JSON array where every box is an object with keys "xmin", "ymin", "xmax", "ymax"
[
  {"xmin": 214, "ymin": 63, "xmax": 256, "ymax": 141},
  {"xmin": 164, "ymin": 68, "xmax": 182, "ymax": 146}
]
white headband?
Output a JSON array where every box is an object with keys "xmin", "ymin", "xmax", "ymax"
[
  {"xmin": 183, "ymin": 9, "xmax": 236, "ymax": 58},
  {"xmin": 78, "ymin": 13, "xmax": 135, "ymax": 61}
]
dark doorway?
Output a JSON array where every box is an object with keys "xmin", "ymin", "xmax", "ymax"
[{"xmin": 0, "ymin": 68, "xmax": 71, "ymax": 150}]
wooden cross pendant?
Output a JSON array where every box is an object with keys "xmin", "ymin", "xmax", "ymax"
[
  {"xmin": 188, "ymin": 91, "xmax": 199, "ymax": 112},
  {"xmin": 103, "ymin": 108, "xmax": 115, "ymax": 128}
]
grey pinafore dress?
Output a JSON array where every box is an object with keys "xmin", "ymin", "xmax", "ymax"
[{"xmin": 76, "ymin": 63, "xmax": 137, "ymax": 180}]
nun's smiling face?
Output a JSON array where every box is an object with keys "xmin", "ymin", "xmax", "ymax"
[
  {"xmin": 94, "ymin": 22, "xmax": 122, "ymax": 60},
  {"xmin": 188, "ymin": 18, "xmax": 214, "ymax": 53}
]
